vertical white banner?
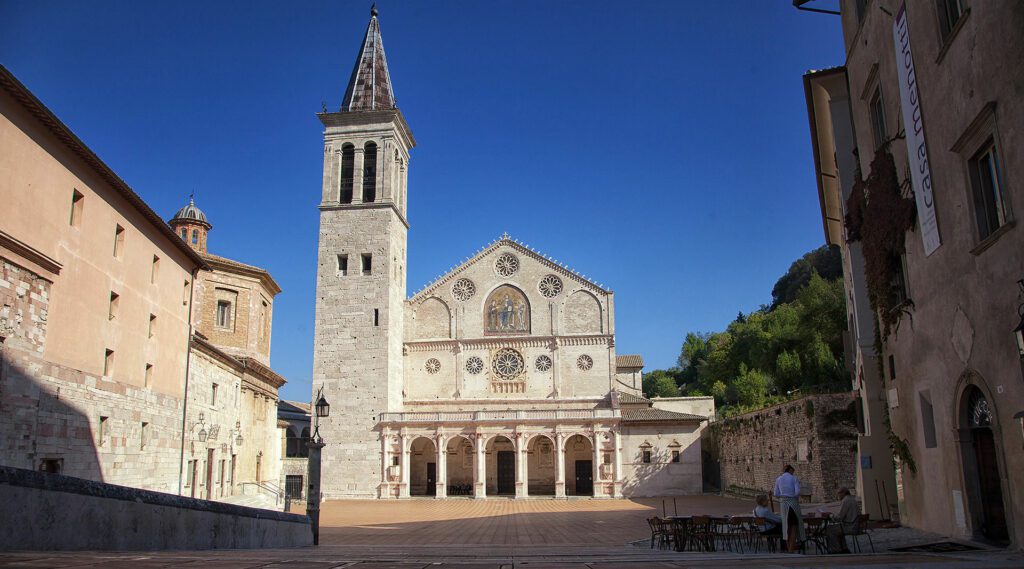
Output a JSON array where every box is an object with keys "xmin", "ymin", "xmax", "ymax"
[{"xmin": 894, "ymin": 4, "xmax": 941, "ymax": 256}]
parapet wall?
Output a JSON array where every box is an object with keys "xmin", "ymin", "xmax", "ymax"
[
  {"xmin": 0, "ymin": 466, "xmax": 311, "ymax": 550},
  {"xmin": 702, "ymin": 393, "xmax": 858, "ymax": 502}
]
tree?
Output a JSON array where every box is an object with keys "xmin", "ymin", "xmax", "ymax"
[
  {"xmin": 771, "ymin": 245, "xmax": 843, "ymax": 308},
  {"xmin": 642, "ymin": 371, "xmax": 680, "ymax": 398},
  {"xmin": 733, "ymin": 365, "xmax": 769, "ymax": 408}
]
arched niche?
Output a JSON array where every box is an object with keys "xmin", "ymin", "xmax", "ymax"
[
  {"xmin": 483, "ymin": 285, "xmax": 530, "ymax": 335},
  {"xmin": 416, "ymin": 297, "xmax": 452, "ymax": 339},
  {"xmin": 564, "ymin": 290, "xmax": 602, "ymax": 334}
]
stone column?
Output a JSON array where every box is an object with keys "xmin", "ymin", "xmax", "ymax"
[
  {"xmin": 321, "ymin": 146, "xmax": 336, "ymax": 204},
  {"xmin": 379, "ymin": 428, "xmax": 391, "ymax": 499},
  {"xmin": 551, "ymin": 340, "xmax": 561, "ymax": 398},
  {"xmin": 515, "ymin": 433, "xmax": 526, "ymax": 498},
  {"xmin": 555, "ymin": 432, "xmax": 566, "ymax": 498},
  {"xmin": 436, "ymin": 433, "xmax": 447, "ymax": 498},
  {"xmin": 474, "ymin": 434, "xmax": 486, "ymax": 498},
  {"xmin": 592, "ymin": 431, "xmax": 602, "ymax": 498},
  {"xmin": 380, "ymin": 140, "xmax": 392, "ymax": 203},
  {"xmin": 352, "ymin": 147, "xmax": 365, "ymax": 204},
  {"xmin": 612, "ymin": 429, "xmax": 623, "ymax": 498},
  {"xmin": 399, "ymin": 432, "xmax": 410, "ymax": 498}
]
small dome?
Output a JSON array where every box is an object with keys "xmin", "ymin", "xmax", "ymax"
[{"xmin": 170, "ymin": 196, "xmax": 211, "ymax": 228}]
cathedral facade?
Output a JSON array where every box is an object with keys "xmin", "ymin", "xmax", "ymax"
[{"xmin": 312, "ymin": 9, "xmax": 712, "ymax": 500}]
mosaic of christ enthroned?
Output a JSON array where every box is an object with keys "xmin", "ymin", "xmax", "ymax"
[{"xmin": 484, "ymin": 285, "xmax": 530, "ymax": 335}]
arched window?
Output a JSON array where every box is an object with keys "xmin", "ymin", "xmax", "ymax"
[
  {"xmin": 286, "ymin": 427, "xmax": 299, "ymax": 458},
  {"xmin": 362, "ymin": 142, "xmax": 377, "ymax": 203},
  {"xmin": 191, "ymin": 229, "xmax": 198, "ymax": 244},
  {"xmin": 300, "ymin": 427, "xmax": 311, "ymax": 458},
  {"xmin": 340, "ymin": 144, "xmax": 354, "ymax": 204},
  {"xmin": 179, "ymin": 228, "xmax": 187, "ymax": 240}
]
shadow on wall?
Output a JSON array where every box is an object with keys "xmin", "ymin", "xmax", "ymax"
[
  {"xmin": 0, "ymin": 344, "xmax": 103, "ymax": 482},
  {"xmin": 620, "ymin": 446, "xmax": 674, "ymax": 497}
]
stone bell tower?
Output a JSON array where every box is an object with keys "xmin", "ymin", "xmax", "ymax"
[{"xmin": 312, "ymin": 6, "xmax": 415, "ymax": 498}]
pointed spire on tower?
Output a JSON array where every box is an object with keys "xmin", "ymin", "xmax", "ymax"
[{"xmin": 341, "ymin": 5, "xmax": 396, "ymax": 112}]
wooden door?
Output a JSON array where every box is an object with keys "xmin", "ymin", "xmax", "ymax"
[
  {"xmin": 497, "ymin": 451, "xmax": 515, "ymax": 494},
  {"xmin": 575, "ymin": 460, "xmax": 593, "ymax": 496},
  {"xmin": 230, "ymin": 454, "xmax": 237, "ymax": 496},
  {"xmin": 426, "ymin": 462, "xmax": 437, "ymax": 496},
  {"xmin": 974, "ymin": 428, "xmax": 1009, "ymax": 543},
  {"xmin": 205, "ymin": 449, "xmax": 214, "ymax": 500}
]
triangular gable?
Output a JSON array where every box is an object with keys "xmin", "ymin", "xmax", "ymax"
[{"xmin": 408, "ymin": 234, "xmax": 611, "ymax": 304}]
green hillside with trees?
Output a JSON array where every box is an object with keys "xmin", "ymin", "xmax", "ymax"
[{"xmin": 642, "ymin": 245, "xmax": 849, "ymax": 417}]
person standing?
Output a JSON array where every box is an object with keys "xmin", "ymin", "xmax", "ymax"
[
  {"xmin": 826, "ymin": 487, "xmax": 860, "ymax": 554},
  {"xmin": 773, "ymin": 464, "xmax": 805, "ymax": 552}
]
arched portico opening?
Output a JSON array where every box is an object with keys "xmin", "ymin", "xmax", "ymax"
[
  {"xmin": 565, "ymin": 434, "xmax": 594, "ymax": 496},
  {"xmin": 486, "ymin": 435, "xmax": 516, "ymax": 496},
  {"xmin": 526, "ymin": 434, "xmax": 556, "ymax": 496},
  {"xmin": 958, "ymin": 385, "xmax": 1009, "ymax": 544},
  {"xmin": 409, "ymin": 436, "xmax": 437, "ymax": 497},
  {"xmin": 446, "ymin": 436, "xmax": 474, "ymax": 496}
]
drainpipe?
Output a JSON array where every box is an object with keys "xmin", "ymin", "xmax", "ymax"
[{"xmin": 177, "ymin": 266, "xmax": 199, "ymax": 495}]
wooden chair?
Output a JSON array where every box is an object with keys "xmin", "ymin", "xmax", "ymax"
[
  {"xmin": 847, "ymin": 513, "xmax": 875, "ymax": 553},
  {"xmin": 802, "ymin": 517, "xmax": 829, "ymax": 555},
  {"xmin": 647, "ymin": 517, "xmax": 673, "ymax": 550},
  {"xmin": 688, "ymin": 516, "xmax": 713, "ymax": 552}
]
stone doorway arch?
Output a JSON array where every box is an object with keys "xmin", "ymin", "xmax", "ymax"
[
  {"xmin": 409, "ymin": 436, "xmax": 437, "ymax": 497},
  {"xmin": 957, "ymin": 383, "xmax": 1010, "ymax": 544},
  {"xmin": 486, "ymin": 435, "xmax": 516, "ymax": 496},
  {"xmin": 445, "ymin": 435, "xmax": 474, "ymax": 496},
  {"xmin": 565, "ymin": 434, "xmax": 594, "ymax": 496},
  {"xmin": 526, "ymin": 434, "xmax": 556, "ymax": 496}
]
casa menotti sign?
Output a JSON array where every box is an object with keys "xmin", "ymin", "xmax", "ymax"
[{"xmin": 894, "ymin": 3, "xmax": 941, "ymax": 256}]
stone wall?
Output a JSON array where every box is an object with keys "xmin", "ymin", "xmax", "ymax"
[
  {"xmin": 0, "ymin": 466, "xmax": 310, "ymax": 550},
  {"xmin": 703, "ymin": 393, "xmax": 858, "ymax": 502}
]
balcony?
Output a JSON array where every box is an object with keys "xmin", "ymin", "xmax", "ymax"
[{"xmin": 378, "ymin": 409, "xmax": 619, "ymax": 424}]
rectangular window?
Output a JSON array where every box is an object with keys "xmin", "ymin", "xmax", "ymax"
[
  {"xmin": 642, "ymin": 450, "xmax": 652, "ymax": 464},
  {"xmin": 140, "ymin": 422, "xmax": 149, "ymax": 450},
  {"xmin": 70, "ymin": 189, "xmax": 84, "ymax": 227},
  {"xmin": 151, "ymin": 255, "xmax": 160, "ymax": 284},
  {"xmin": 103, "ymin": 349, "xmax": 114, "ymax": 377},
  {"xmin": 186, "ymin": 460, "xmax": 195, "ymax": 486},
  {"xmin": 149, "ymin": 314, "xmax": 156, "ymax": 338},
  {"xmin": 108, "ymin": 291, "xmax": 119, "ymax": 320},
  {"xmin": 919, "ymin": 390, "xmax": 938, "ymax": 449},
  {"xmin": 373, "ymin": 308, "xmax": 379, "ymax": 327},
  {"xmin": 113, "ymin": 224, "xmax": 125, "ymax": 258},
  {"xmin": 937, "ymin": 0, "xmax": 966, "ymax": 41},
  {"xmin": 144, "ymin": 363, "xmax": 153, "ymax": 387},
  {"xmin": 216, "ymin": 301, "xmax": 232, "ymax": 329},
  {"xmin": 969, "ymin": 140, "xmax": 1008, "ymax": 241},
  {"xmin": 212, "ymin": 383, "xmax": 219, "ymax": 406},
  {"xmin": 99, "ymin": 416, "xmax": 109, "ymax": 446},
  {"xmin": 361, "ymin": 253, "xmax": 372, "ymax": 276},
  {"xmin": 392, "ymin": 456, "xmax": 400, "ymax": 467},
  {"xmin": 888, "ymin": 355, "xmax": 897, "ymax": 380},
  {"xmin": 870, "ymin": 88, "xmax": 887, "ymax": 150},
  {"xmin": 671, "ymin": 450, "xmax": 680, "ymax": 463},
  {"xmin": 337, "ymin": 254, "xmax": 348, "ymax": 276},
  {"xmin": 891, "ymin": 254, "xmax": 909, "ymax": 305}
]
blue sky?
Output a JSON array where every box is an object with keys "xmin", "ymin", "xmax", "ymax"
[{"xmin": 1, "ymin": 1, "xmax": 845, "ymax": 403}]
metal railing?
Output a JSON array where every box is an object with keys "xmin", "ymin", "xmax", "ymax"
[
  {"xmin": 240, "ymin": 480, "xmax": 283, "ymax": 506},
  {"xmin": 378, "ymin": 408, "xmax": 619, "ymax": 423}
]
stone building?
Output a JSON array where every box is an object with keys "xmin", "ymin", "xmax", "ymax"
[
  {"xmin": 168, "ymin": 200, "xmax": 286, "ymax": 504},
  {"xmin": 0, "ymin": 65, "xmax": 204, "ymax": 491},
  {"xmin": 277, "ymin": 400, "xmax": 311, "ymax": 501},
  {"xmin": 801, "ymin": 0, "xmax": 1023, "ymax": 546},
  {"xmin": 703, "ymin": 394, "xmax": 858, "ymax": 503},
  {"xmin": 0, "ymin": 63, "xmax": 287, "ymax": 504},
  {"xmin": 311, "ymin": 9, "xmax": 713, "ymax": 500}
]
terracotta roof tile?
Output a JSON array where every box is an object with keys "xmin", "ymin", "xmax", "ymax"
[
  {"xmin": 622, "ymin": 408, "xmax": 705, "ymax": 423},
  {"xmin": 616, "ymin": 354, "xmax": 644, "ymax": 368},
  {"xmin": 617, "ymin": 391, "xmax": 651, "ymax": 405}
]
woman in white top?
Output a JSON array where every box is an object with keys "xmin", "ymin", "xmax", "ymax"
[{"xmin": 773, "ymin": 464, "xmax": 805, "ymax": 552}]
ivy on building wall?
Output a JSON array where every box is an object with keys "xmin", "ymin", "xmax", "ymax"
[{"xmin": 845, "ymin": 148, "xmax": 917, "ymax": 340}]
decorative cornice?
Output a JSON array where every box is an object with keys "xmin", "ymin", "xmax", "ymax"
[
  {"xmin": 404, "ymin": 334, "xmax": 612, "ymax": 353},
  {"xmin": 408, "ymin": 235, "xmax": 612, "ymax": 304},
  {"xmin": 200, "ymin": 252, "xmax": 282, "ymax": 296},
  {"xmin": 318, "ymin": 201, "xmax": 409, "ymax": 230},
  {"xmin": 0, "ymin": 228, "xmax": 62, "ymax": 280}
]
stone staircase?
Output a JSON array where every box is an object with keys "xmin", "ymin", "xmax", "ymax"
[{"xmin": 217, "ymin": 492, "xmax": 282, "ymax": 512}]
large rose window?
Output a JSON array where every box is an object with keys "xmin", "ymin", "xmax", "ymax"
[
  {"xmin": 494, "ymin": 253, "xmax": 519, "ymax": 278},
  {"xmin": 492, "ymin": 348, "xmax": 525, "ymax": 380}
]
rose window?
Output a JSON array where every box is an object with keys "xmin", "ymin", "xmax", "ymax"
[
  {"xmin": 535, "ymin": 355, "xmax": 553, "ymax": 372},
  {"xmin": 494, "ymin": 253, "xmax": 519, "ymax": 278},
  {"xmin": 452, "ymin": 278, "xmax": 476, "ymax": 302},
  {"xmin": 538, "ymin": 275, "xmax": 563, "ymax": 298},
  {"xmin": 492, "ymin": 348, "xmax": 525, "ymax": 379},
  {"xmin": 576, "ymin": 354, "xmax": 593, "ymax": 371},
  {"xmin": 425, "ymin": 358, "xmax": 441, "ymax": 374},
  {"xmin": 465, "ymin": 356, "xmax": 484, "ymax": 375}
]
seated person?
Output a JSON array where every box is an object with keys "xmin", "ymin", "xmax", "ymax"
[
  {"xmin": 826, "ymin": 487, "xmax": 860, "ymax": 554},
  {"xmin": 754, "ymin": 494, "xmax": 782, "ymax": 532}
]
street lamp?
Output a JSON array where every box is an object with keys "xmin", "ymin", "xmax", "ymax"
[
  {"xmin": 307, "ymin": 385, "xmax": 329, "ymax": 546},
  {"xmin": 232, "ymin": 420, "xmax": 244, "ymax": 447}
]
